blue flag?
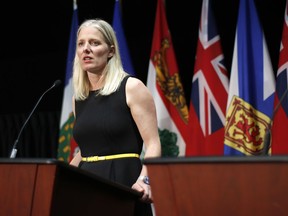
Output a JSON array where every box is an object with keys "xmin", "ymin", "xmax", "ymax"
[
  {"xmin": 224, "ymin": 0, "xmax": 275, "ymax": 156},
  {"xmin": 112, "ymin": 0, "xmax": 135, "ymax": 76},
  {"xmin": 58, "ymin": 1, "xmax": 79, "ymax": 162}
]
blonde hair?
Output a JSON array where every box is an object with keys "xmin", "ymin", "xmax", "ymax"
[{"xmin": 73, "ymin": 18, "xmax": 128, "ymax": 100}]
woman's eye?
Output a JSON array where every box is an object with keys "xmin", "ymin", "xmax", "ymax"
[{"xmin": 91, "ymin": 41, "xmax": 99, "ymax": 46}]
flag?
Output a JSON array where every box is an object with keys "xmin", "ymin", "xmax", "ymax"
[
  {"xmin": 224, "ymin": 0, "xmax": 275, "ymax": 156},
  {"xmin": 112, "ymin": 0, "xmax": 135, "ymax": 76},
  {"xmin": 186, "ymin": 0, "xmax": 229, "ymax": 156},
  {"xmin": 146, "ymin": 0, "xmax": 190, "ymax": 156},
  {"xmin": 271, "ymin": 0, "xmax": 288, "ymax": 154},
  {"xmin": 58, "ymin": 0, "xmax": 79, "ymax": 162}
]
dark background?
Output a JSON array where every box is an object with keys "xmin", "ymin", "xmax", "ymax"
[{"xmin": 0, "ymin": 0, "xmax": 286, "ymax": 157}]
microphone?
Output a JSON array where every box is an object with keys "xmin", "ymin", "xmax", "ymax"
[
  {"xmin": 9, "ymin": 79, "xmax": 62, "ymax": 158},
  {"xmin": 262, "ymin": 87, "xmax": 288, "ymax": 156}
]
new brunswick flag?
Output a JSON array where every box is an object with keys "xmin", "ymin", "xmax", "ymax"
[
  {"xmin": 224, "ymin": 0, "xmax": 275, "ymax": 156},
  {"xmin": 57, "ymin": 1, "xmax": 79, "ymax": 162},
  {"xmin": 146, "ymin": 0, "xmax": 190, "ymax": 156}
]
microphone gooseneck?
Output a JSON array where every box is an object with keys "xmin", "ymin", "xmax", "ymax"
[{"xmin": 9, "ymin": 79, "xmax": 62, "ymax": 158}]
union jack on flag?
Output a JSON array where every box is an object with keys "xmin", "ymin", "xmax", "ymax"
[
  {"xmin": 186, "ymin": 0, "xmax": 229, "ymax": 156},
  {"xmin": 271, "ymin": 0, "xmax": 288, "ymax": 154}
]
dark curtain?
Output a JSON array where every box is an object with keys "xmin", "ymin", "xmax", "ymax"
[{"xmin": 0, "ymin": 112, "xmax": 60, "ymax": 158}]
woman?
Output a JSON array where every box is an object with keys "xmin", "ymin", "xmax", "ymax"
[{"xmin": 69, "ymin": 18, "xmax": 161, "ymax": 215}]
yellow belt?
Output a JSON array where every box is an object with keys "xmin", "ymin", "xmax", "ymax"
[{"xmin": 81, "ymin": 153, "xmax": 140, "ymax": 162}]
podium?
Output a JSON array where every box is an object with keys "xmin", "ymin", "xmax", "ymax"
[
  {"xmin": 0, "ymin": 158, "xmax": 141, "ymax": 216},
  {"xmin": 144, "ymin": 156, "xmax": 288, "ymax": 216}
]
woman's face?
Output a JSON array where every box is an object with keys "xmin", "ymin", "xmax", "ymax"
[{"xmin": 77, "ymin": 26, "xmax": 114, "ymax": 73}]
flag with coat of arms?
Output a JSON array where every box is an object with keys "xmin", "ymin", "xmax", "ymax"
[
  {"xmin": 146, "ymin": 0, "xmax": 190, "ymax": 156},
  {"xmin": 224, "ymin": 0, "xmax": 275, "ymax": 156}
]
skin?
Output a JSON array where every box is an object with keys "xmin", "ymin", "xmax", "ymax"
[{"xmin": 70, "ymin": 26, "xmax": 161, "ymax": 203}]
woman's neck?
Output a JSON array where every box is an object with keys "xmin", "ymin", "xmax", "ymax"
[{"xmin": 88, "ymin": 72, "xmax": 104, "ymax": 90}]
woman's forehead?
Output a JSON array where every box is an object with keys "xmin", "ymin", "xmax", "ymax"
[{"xmin": 78, "ymin": 27, "xmax": 103, "ymax": 40}]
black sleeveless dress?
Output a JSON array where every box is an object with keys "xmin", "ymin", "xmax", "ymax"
[{"xmin": 73, "ymin": 75, "xmax": 152, "ymax": 216}]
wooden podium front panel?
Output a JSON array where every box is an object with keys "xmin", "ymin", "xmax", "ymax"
[
  {"xmin": 50, "ymin": 165, "xmax": 138, "ymax": 216},
  {"xmin": 149, "ymin": 165, "xmax": 178, "ymax": 216},
  {"xmin": 146, "ymin": 158, "xmax": 288, "ymax": 216},
  {"xmin": 32, "ymin": 164, "xmax": 57, "ymax": 216},
  {"xmin": 0, "ymin": 164, "xmax": 37, "ymax": 216},
  {"xmin": 0, "ymin": 159, "xmax": 141, "ymax": 216}
]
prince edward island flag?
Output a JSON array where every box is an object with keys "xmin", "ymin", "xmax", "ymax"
[{"xmin": 147, "ymin": 0, "xmax": 190, "ymax": 156}]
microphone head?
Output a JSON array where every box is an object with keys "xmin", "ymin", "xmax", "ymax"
[{"xmin": 53, "ymin": 80, "xmax": 62, "ymax": 87}]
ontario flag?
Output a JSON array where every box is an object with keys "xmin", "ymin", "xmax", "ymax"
[
  {"xmin": 271, "ymin": 0, "xmax": 288, "ymax": 154},
  {"xmin": 112, "ymin": 0, "xmax": 135, "ymax": 76},
  {"xmin": 186, "ymin": 0, "xmax": 229, "ymax": 156},
  {"xmin": 57, "ymin": 1, "xmax": 79, "ymax": 162},
  {"xmin": 146, "ymin": 0, "xmax": 190, "ymax": 157},
  {"xmin": 224, "ymin": 0, "xmax": 275, "ymax": 156}
]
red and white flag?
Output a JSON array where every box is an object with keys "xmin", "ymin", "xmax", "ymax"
[
  {"xmin": 147, "ymin": 0, "xmax": 190, "ymax": 156},
  {"xmin": 271, "ymin": 0, "xmax": 288, "ymax": 154},
  {"xmin": 186, "ymin": 0, "xmax": 229, "ymax": 156}
]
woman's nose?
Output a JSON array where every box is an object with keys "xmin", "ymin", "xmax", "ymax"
[{"xmin": 83, "ymin": 43, "xmax": 91, "ymax": 53}]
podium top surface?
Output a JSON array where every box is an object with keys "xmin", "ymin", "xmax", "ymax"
[
  {"xmin": 0, "ymin": 158, "xmax": 60, "ymax": 164},
  {"xmin": 143, "ymin": 155, "xmax": 288, "ymax": 165}
]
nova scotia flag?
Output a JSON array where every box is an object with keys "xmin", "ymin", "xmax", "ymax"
[{"xmin": 224, "ymin": 0, "xmax": 275, "ymax": 156}]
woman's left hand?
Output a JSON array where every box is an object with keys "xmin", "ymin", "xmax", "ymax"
[{"xmin": 132, "ymin": 179, "xmax": 153, "ymax": 203}]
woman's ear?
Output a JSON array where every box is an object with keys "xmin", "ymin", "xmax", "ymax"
[{"xmin": 108, "ymin": 45, "xmax": 115, "ymax": 58}]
